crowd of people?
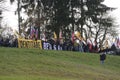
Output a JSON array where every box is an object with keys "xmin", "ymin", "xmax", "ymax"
[
  {"xmin": 0, "ymin": 37, "xmax": 18, "ymax": 47},
  {"xmin": 41, "ymin": 35, "xmax": 120, "ymax": 55},
  {"xmin": 42, "ymin": 37, "xmax": 99, "ymax": 53},
  {"xmin": 0, "ymin": 31, "xmax": 120, "ymax": 56}
]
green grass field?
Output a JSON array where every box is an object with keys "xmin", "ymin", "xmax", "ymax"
[{"xmin": 0, "ymin": 47, "xmax": 120, "ymax": 80}]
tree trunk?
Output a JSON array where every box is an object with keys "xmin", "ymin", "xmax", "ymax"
[
  {"xmin": 100, "ymin": 28, "xmax": 107, "ymax": 48},
  {"xmin": 80, "ymin": 0, "xmax": 84, "ymax": 37},
  {"xmin": 18, "ymin": 0, "xmax": 21, "ymax": 35},
  {"xmin": 37, "ymin": 0, "xmax": 40, "ymax": 39},
  {"xmin": 71, "ymin": 0, "xmax": 74, "ymax": 33}
]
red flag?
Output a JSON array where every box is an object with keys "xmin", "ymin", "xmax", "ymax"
[
  {"xmin": 59, "ymin": 30, "xmax": 62, "ymax": 39},
  {"xmin": 71, "ymin": 32, "xmax": 75, "ymax": 43},
  {"xmin": 35, "ymin": 29, "xmax": 38, "ymax": 39},
  {"xmin": 30, "ymin": 27, "xmax": 35, "ymax": 39},
  {"xmin": 117, "ymin": 38, "xmax": 120, "ymax": 48}
]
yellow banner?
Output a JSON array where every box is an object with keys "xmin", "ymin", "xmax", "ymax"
[{"xmin": 18, "ymin": 39, "xmax": 42, "ymax": 49}]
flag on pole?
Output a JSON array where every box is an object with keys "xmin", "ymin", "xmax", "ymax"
[
  {"xmin": 41, "ymin": 32, "xmax": 46, "ymax": 41},
  {"xmin": 30, "ymin": 26, "xmax": 35, "ymax": 39},
  {"xmin": 59, "ymin": 30, "xmax": 62, "ymax": 39},
  {"xmin": 71, "ymin": 32, "xmax": 75, "ymax": 43},
  {"xmin": 117, "ymin": 37, "xmax": 120, "ymax": 48},
  {"xmin": 75, "ymin": 31, "xmax": 80, "ymax": 38},
  {"xmin": 35, "ymin": 29, "xmax": 38, "ymax": 39},
  {"xmin": 54, "ymin": 32, "xmax": 57, "ymax": 39}
]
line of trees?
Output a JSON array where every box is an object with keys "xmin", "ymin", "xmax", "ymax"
[{"xmin": 0, "ymin": 0, "xmax": 119, "ymax": 48}]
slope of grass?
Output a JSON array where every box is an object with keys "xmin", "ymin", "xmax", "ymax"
[{"xmin": 0, "ymin": 47, "xmax": 120, "ymax": 80}]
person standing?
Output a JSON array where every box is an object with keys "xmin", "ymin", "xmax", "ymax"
[{"xmin": 100, "ymin": 53, "xmax": 106, "ymax": 64}]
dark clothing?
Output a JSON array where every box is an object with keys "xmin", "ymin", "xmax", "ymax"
[
  {"xmin": 100, "ymin": 53, "xmax": 106, "ymax": 64},
  {"xmin": 100, "ymin": 53, "xmax": 106, "ymax": 61}
]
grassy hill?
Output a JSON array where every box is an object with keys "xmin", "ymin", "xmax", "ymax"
[{"xmin": 0, "ymin": 47, "xmax": 120, "ymax": 80}]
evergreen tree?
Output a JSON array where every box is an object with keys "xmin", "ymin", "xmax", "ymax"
[
  {"xmin": 10, "ymin": 0, "xmax": 117, "ymax": 43},
  {"xmin": 83, "ymin": 0, "xmax": 115, "ymax": 41},
  {"xmin": 41, "ymin": 0, "xmax": 70, "ymax": 38}
]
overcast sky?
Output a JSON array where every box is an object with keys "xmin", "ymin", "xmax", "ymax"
[
  {"xmin": 104, "ymin": 0, "xmax": 120, "ymax": 24},
  {"xmin": 1, "ymin": 0, "xmax": 120, "ymax": 31},
  {"xmin": 1, "ymin": 0, "xmax": 17, "ymax": 30}
]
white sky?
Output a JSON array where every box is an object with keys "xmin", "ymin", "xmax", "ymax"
[
  {"xmin": 1, "ymin": 0, "xmax": 120, "ymax": 32},
  {"xmin": 104, "ymin": 0, "xmax": 120, "ymax": 24},
  {"xmin": 1, "ymin": 0, "xmax": 27, "ymax": 30},
  {"xmin": 104, "ymin": 0, "xmax": 120, "ymax": 36},
  {"xmin": 1, "ymin": 0, "xmax": 18, "ymax": 30}
]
